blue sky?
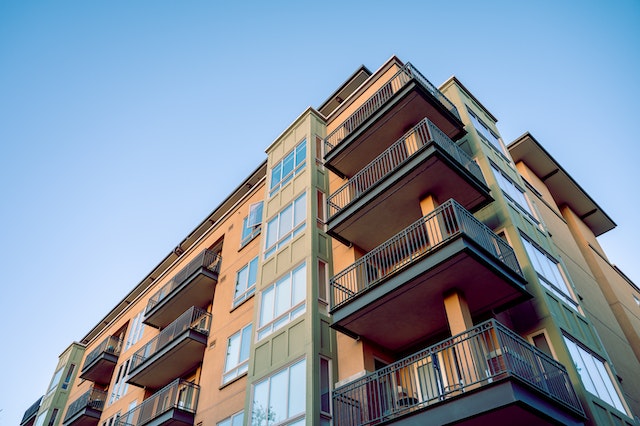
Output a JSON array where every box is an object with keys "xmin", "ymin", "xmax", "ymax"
[{"xmin": 1, "ymin": 1, "xmax": 639, "ymax": 424}]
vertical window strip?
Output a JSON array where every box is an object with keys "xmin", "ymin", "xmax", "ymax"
[
  {"xmin": 270, "ymin": 140, "xmax": 307, "ymax": 197},
  {"xmin": 491, "ymin": 164, "xmax": 538, "ymax": 221},
  {"xmin": 234, "ymin": 257, "xmax": 258, "ymax": 307},
  {"xmin": 265, "ymin": 193, "xmax": 307, "ymax": 259},
  {"xmin": 223, "ymin": 324, "xmax": 253, "ymax": 384}
]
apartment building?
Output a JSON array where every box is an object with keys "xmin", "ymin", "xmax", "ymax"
[{"xmin": 21, "ymin": 56, "xmax": 640, "ymax": 426}]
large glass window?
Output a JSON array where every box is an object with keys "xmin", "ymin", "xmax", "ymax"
[
  {"xmin": 109, "ymin": 358, "xmax": 131, "ymax": 405},
  {"xmin": 270, "ymin": 140, "xmax": 307, "ymax": 197},
  {"xmin": 223, "ymin": 324, "xmax": 252, "ymax": 384},
  {"xmin": 522, "ymin": 237, "xmax": 579, "ymax": 310},
  {"xmin": 62, "ymin": 364, "xmax": 75, "ymax": 389},
  {"xmin": 234, "ymin": 257, "xmax": 258, "ymax": 307},
  {"xmin": 491, "ymin": 164, "xmax": 537, "ymax": 221},
  {"xmin": 467, "ymin": 108, "xmax": 507, "ymax": 156},
  {"xmin": 218, "ymin": 411, "xmax": 244, "ymax": 426},
  {"xmin": 252, "ymin": 358, "xmax": 306, "ymax": 425},
  {"xmin": 242, "ymin": 201, "xmax": 264, "ymax": 247},
  {"xmin": 258, "ymin": 263, "xmax": 306, "ymax": 341},
  {"xmin": 265, "ymin": 193, "xmax": 306, "ymax": 259},
  {"xmin": 47, "ymin": 368, "xmax": 64, "ymax": 396},
  {"xmin": 563, "ymin": 336, "xmax": 627, "ymax": 414},
  {"xmin": 125, "ymin": 311, "xmax": 145, "ymax": 351}
]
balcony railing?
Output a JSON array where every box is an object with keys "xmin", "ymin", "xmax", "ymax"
[
  {"xmin": 331, "ymin": 199, "xmax": 523, "ymax": 309},
  {"xmin": 145, "ymin": 249, "xmax": 221, "ymax": 315},
  {"xmin": 63, "ymin": 388, "xmax": 107, "ymax": 423},
  {"xmin": 327, "ymin": 118, "xmax": 484, "ymax": 217},
  {"xmin": 325, "ymin": 62, "xmax": 460, "ymax": 153},
  {"xmin": 130, "ymin": 307, "xmax": 211, "ymax": 372},
  {"xmin": 333, "ymin": 319, "xmax": 583, "ymax": 426},
  {"xmin": 82, "ymin": 335, "xmax": 122, "ymax": 371},
  {"xmin": 116, "ymin": 379, "xmax": 199, "ymax": 426},
  {"xmin": 20, "ymin": 396, "xmax": 43, "ymax": 425}
]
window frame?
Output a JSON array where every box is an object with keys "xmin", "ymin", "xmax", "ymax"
[
  {"xmin": 223, "ymin": 323, "xmax": 253, "ymax": 385},
  {"xmin": 233, "ymin": 256, "xmax": 259, "ymax": 308},
  {"xmin": 217, "ymin": 411, "xmax": 244, "ymax": 426},
  {"xmin": 270, "ymin": 139, "xmax": 307, "ymax": 197},
  {"xmin": 466, "ymin": 107, "xmax": 509, "ymax": 157},
  {"xmin": 491, "ymin": 163, "xmax": 540, "ymax": 224},
  {"xmin": 251, "ymin": 358, "xmax": 306, "ymax": 426},
  {"xmin": 264, "ymin": 192, "xmax": 307, "ymax": 259},
  {"xmin": 241, "ymin": 201, "xmax": 264, "ymax": 248}
]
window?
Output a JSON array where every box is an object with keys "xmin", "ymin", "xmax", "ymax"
[
  {"xmin": 467, "ymin": 108, "xmax": 507, "ymax": 156},
  {"xmin": 47, "ymin": 368, "xmax": 64, "ymax": 395},
  {"xmin": 258, "ymin": 263, "xmax": 306, "ymax": 341},
  {"xmin": 315, "ymin": 135, "xmax": 324, "ymax": 166},
  {"xmin": 62, "ymin": 364, "xmax": 75, "ymax": 389},
  {"xmin": 109, "ymin": 358, "xmax": 131, "ymax": 404},
  {"xmin": 318, "ymin": 260, "xmax": 328, "ymax": 303},
  {"xmin": 270, "ymin": 140, "xmax": 307, "ymax": 196},
  {"xmin": 125, "ymin": 311, "xmax": 145, "ymax": 351},
  {"xmin": 316, "ymin": 190, "xmax": 325, "ymax": 229},
  {"xmin": 522, "ymin": 237, "xmax": 579, "ymax": 311},
  {"xmin": 234, "ymin": 257, "xmax": 258, "ymax": 307},
  {"xmin": 265, "ymin": 193, "xmax": 306, "ymax": 259},
  {"xmin": 242, "ymin": 202, "xmax": 264, "ymax": 247},
  {"xmin": 218, "ymin": 411, "xmax": 244, "ymax": 426},
  {"xmin": 491, "ymin": 164, "xmax": 538, "ymax": 222},
  {"xmin": 252, "ymin": 358, "xmax": 306, "ymax": 425},
  {"xmin": 223, "ymin": 324, "xmax": 252, "ymax": 384},
  {"xmin": 320, "ymin": 357, "xmax": 332, "ymax": 416},
  {"xmin": 563, "ymin": 336, "xmax": 627, "ymax": 414},
  {"xmin": 47, "ymin": 409, "xmax": 58, "ymax": 426},
  {"xmin": 34, "ymin": 413, "xmax": 46, "ymax": 426},
  {"xmin": 633, "ymin": 294, "xmax": 640, "ymax": 307}
]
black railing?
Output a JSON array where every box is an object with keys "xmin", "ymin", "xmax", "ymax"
[
  {"xmin": 82, "ymin": 335, "xmax": 122, "ymax": 371},
  {"xmin": 130, "ymin": 307, "xmax": 211, "ymax": 372},
  {"xmin": 325, "ymin": 62, "xmax": 460, "ymax": 153},
  {"xmin": 20, "ymin": 396, "xmax": 42, "ymax": 425},
  {"xmin": 333, "ymin": 320, "xmax": 584, "ymax": 426},
  {"xmin": 145, "ymin": 249, "xmax": 221, "ymax": 314},
  {"xmin": 330, "ymin": 199, "xmax": 523, "ymax": 310},
  {"xmin": 115, "ymin": 379, "xmax": 199, "ymax": 426},
  {"xmin": 327, "ymin": 118, "xmax": 484, "ymax": 217},
  {"xmin": 63, "ymin": 388, "xmax": 107, "ymax": 423}
]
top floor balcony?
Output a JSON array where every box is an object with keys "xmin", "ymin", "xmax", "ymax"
[
  {"xmin": 326, "ymin": 118, "xmax": 491, "ymax": 250},
  {"xmin": 144, "ymin": 249, "xmax": 221, "ymax": 329},
  {"xmin": 79, "ymin": 335, "xmax": 122, "ymax": 385},
  {"xmin": 116, "ymin": 379, "xmax": 199, "ymax": 426},
  {"xmin": 330, "ymin": 199, "xmax": 529, "ymax": 351},
  {"xmin": 333, "ymin": 320, "xmax": 585, "ymax": 426},
  {"xmin": 62, "ymin": 387, "xmax": 107, "ymax": 426},
  {"xmin": 324, "ymin": 62, "xmax": 465, "ymax": 178},
  {"xmin": 20, "ymin": 396, "xmax": 43, "ymax": 426}
]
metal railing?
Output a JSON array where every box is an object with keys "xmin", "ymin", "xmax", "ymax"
[
  {"xmin": 116, "ymin": 379, "xmax": 199, "ymax": 426},
  {"xmin": 82, "ymin": 335, "xmax": 123, "ymax": 371},
  {"xmin": 145, "ymin": 249, "xmax": 221, "ymax": 314},
  {"xmin": 20, "ymin": 396, "xmax": 43, "ymax": 425},
  {"xmin": 332, "ymin": 319, "xmax": 583, "ymax": 426},
  {"xmin": 327, "ymin": 118, "xmax": 484, "ymax": 217},
  {"xmin": 330, "ymin": 199, "xmax": 523, "ymax": 309},
  {"xmin": 63, "ymin": 388, "xmax": 107, "ymax": 423},
  {"xmin": 325, "ymin": 62, "xmax": 460, "ymax": 153},
  {"xmin": 130, "ymin": 307, "xmax": 211, "ymax": 373}
]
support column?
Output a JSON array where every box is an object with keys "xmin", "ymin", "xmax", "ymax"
[{"xmin": 443, "ymin": 289, "xmax": 473, "ymax": 335}]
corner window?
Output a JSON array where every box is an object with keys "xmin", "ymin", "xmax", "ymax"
[
  {"xmin": 563, "ymin": 336, "xmax": 628, "ymax": 415},
  {"xmin": 265, "ymin": 193, "xmax": 306, "ymax": 259},
  {"xmin": 234, "ymin": 257, "xmax": 258, "ymax": 307},
  {"xmin": 467, "ymin": 108, "xmax": 508, "ymax": 156},
  {"xmin": 241, "ymin": 202, "xmax": 264, "ymax": 247},
  {"xmin": 252, "ymin": 358, "xmax": 306, "ymax": 425},
  {"xmin": 491, "ymin": 164, "xmax": 538, "ymax": 223},
  {"xmin": 223, "ymin": 324, "xmax": 252, "ymax": 384},
  {"xmin": 270, "ymin": 140, "xmax": 307, "ymax": 197},
  {"xmin": 522, "ymin": 237, "xmax": 579, "ymax": 311},
  {"xmin": 258, "ymin": 263, "xmax": 306, "ymax": 341}
]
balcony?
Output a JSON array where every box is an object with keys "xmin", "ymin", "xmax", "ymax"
[
  {"xmin": 62, "ymin": 388, "xmax": 107, "ymax": 426},
  {"xmin": 144, "ymin": 249, "xmax": 221, "ymax": 329},
  {"xmin": 20, "ymin": 396, "xmax": 43, "ymax": 426},
  {"xmin": 333, "ymin": 320, "xmax": 585, "ymax": 426},
  {"xmin": 326, "ymin": 118, "xmax": 491, "ymax": 250},
  {"xmin": 324, "ymin": 62, "xmax": 465, "ymax": 178},
  {"xmin": 330, "ymin": 199, "xmax": 529, "ymax": 351},
  {"xmin": 128, "ymin": 307, "xmax": 210, "ymax": 390},
  {"xmin": 79, "ymin": 335, "xmax": 122, "ymax": 385},
  {"xmin": 116, "ymin": 379, "xmax": 199, "ymax": 426}
]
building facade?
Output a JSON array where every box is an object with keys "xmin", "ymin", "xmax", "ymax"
[{"xmin": 22, "ymin": 56, "xmax": 640, "ymax": 426}]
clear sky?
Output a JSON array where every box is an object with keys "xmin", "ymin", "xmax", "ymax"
[{"xmin": 1, "ymin": 1, "xmax": 639, "ymax": 424}]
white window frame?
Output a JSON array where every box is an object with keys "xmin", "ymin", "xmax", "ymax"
[
  {"xmin": 223, "ymin": 324, "xmax": 252, "ymax": 384},
  {"xmin": 241, "ymin": 201, "xmax": 264, "ymax": 247},
  {"xmin": 467, "ymin": 108, "xmax": 509, "ymax": 157},
  {"xmin": 217, "ymin": 411, "xmax": 244, "ymax": 426},
  {"xmin": 252, "ymin": 358, "xmax": 306, "ymax": 426},
  {"xmin": 233, "ymin": 257, "xmax": 258, "ymax": 308},
  {"xmin": 125, "ymin": 311, "xmax": 145, "ymax": 351},
  {"xmin": 270, "ymin": 139, "xmax": 307, "ymax": 197},
  {"xmin": 264, "ymin": 193, "xmax": 306, "ymax": 259},
  {"xmin": 109, "ymin": 358, "xmax": 131, "ymax": 405},
  {"xmin": 257, "ymin": 263, "xmax": 306, "ymax": 341},
  {"xmin": 491, "ymin": 163, "xmax": 539, "ymax": 224},
  {"xmin": 319, "ymin": 356, "xmax": 332, "ymax": 418}
]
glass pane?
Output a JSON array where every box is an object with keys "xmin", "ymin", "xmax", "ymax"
[
  {"xmin": 240, "ymin": 325, "xmax": 252, "ymax": 362},
  {"xmin": 275, "ymin": 275, "xmax": 291, "ymax": 317},
  {"xmin": 231, "ymin": 413, "xmax": 244, "ymax": 426},
  {"xmin": 248, "ymin": 257, "xmax": 258, "ymax": 287},
  {"xmin": 279, "ymin": 205, "xmax": 293, "ymax": 238},
  {"xmin": 248, "ymin": 201, "xmax": 264, "ymax": 227},
  {"xmin": 236, "ymin": 266, "xmax": 248, "ymax": 295},
  {"xmin": 225, "ymin": 333, "xmax": 240, "ymax": 371},
  {"xmin": 320, "ymin": 358, "xmax": 330, "ymax": 413},
  {"xmin": 289, "ymin": 360, "xmax": 306, "ymax": 417},
  {"xmin": 282, "ymin": 151, "xmax": 295, "ymax": 178},
  {"xmin": 270, "ymin": 163, "xmax": 282, "ymax": 189},
  {"xmin": 270, "ymin": 370, "xmax": 288, "ymax": 424},
  {"xmin": 294, "ymin": 193, "xmax": 306, "ymax": 226},
  {"xmin": 292, "ymin": 263, "xmax": 306, "ymax": 306},
  {"xmin": 252, "ymin": 380, "xmax": 269, "ymax": 426},
  {"xmin": 296, "ymin": 140, "xmax": 306, "ymax": 166},
  {"xmin": 260, "ymin": 287, "xmax": 275, "ymax": 327},
  {"xmin": 266, "ymin": 218, "xmax": 278, "ymax": 249}
]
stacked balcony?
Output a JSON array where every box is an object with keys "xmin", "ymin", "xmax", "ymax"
[
  {"xmin": 144, "ymin": 249, "xmax": 221, "ymax": 329},
  {"xmin": 330, "ymin": 199, "xmax": 529, "ymax": 350},
  {"xmin": 62, "ymin": 387, "xmax": 107, "ymax": 426},
  {"xmin": 116, "ymin": 379, "xmax": 199, "ymax": 426},
  {"xmin": 128, "ymin": 307, "xmax": 210, "ymax": 390},
  {"xmin": 326, "ymin": 118, "xmax": 491, "ymax": 250},
  {"xmin": 324, "ymin": 62, "xmax": 466, "ymax": 179},
  {"xmin": 20, "ymin": 396, "xmax": 43, "ymax": 426},
  {"xmin": 79, "ymin": 335, "xmax": 122, "ymax": 385},
  {"xmin": 333, "ymin": 320, "xmax": 585, "ymax": 426}
]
